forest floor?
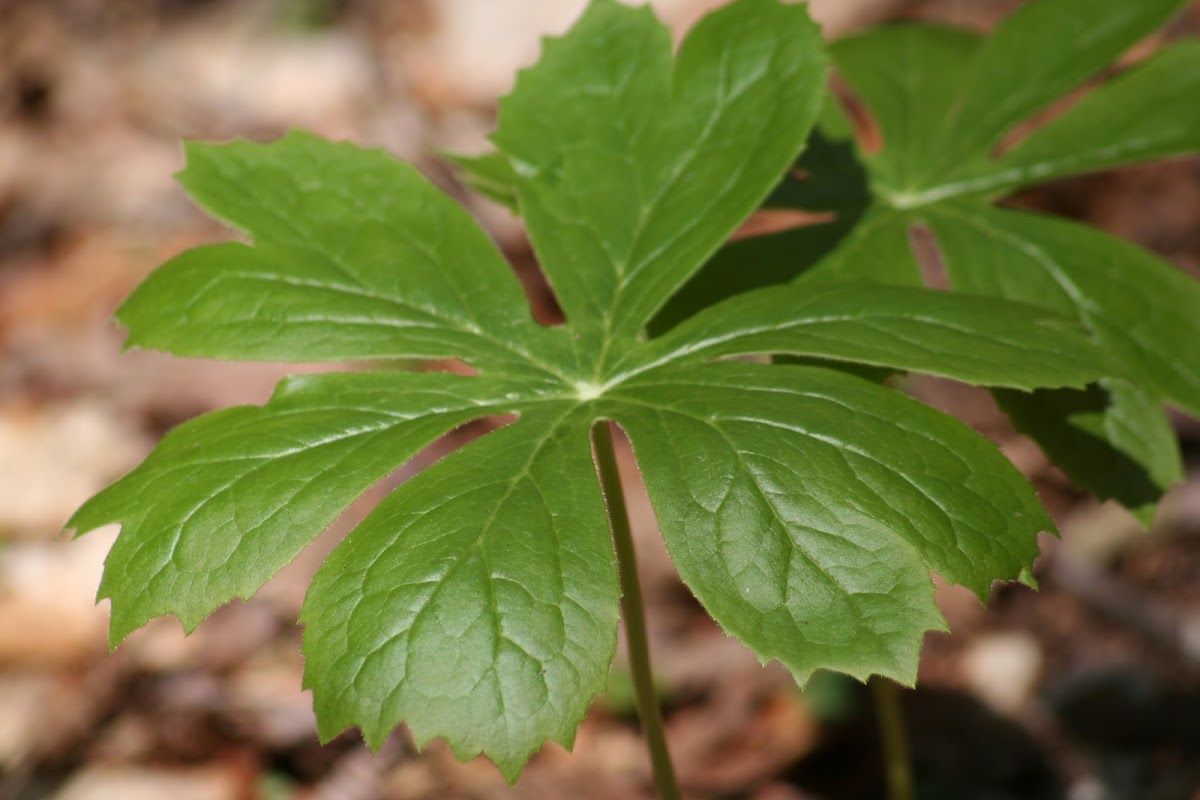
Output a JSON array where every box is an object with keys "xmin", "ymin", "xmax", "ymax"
[{"xmin": 1, "ymin": 1, "xmax": 1199, "ymax": 798}]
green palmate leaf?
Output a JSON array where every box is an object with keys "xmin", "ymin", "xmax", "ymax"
[
  {"xmin": 741, "ymin": 0, "xmax": 1199, "ymax": 523},
  {"xmin": 70, "ymin": 0, "xmax": 1124, "ymax": 780}
]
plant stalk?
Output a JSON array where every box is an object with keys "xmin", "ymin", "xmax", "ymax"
[
  {"xmin": 870, "ymin": 676, "xmax": 913, "ymax": 800},
  {"xmin": 592, "ymin": 421, "xmax": 681, "ymax": 800}
]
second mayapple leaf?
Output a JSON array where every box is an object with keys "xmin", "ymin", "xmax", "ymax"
[
  {"xmin": 710, "ymin": 0, "xmax": 1200, "ymax": 524},
  {"xmin": 72, "ymin": 0, "xmax": 1122, "ymax": 781}
]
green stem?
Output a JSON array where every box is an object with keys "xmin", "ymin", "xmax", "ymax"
[
  {"xmin": 592, "ymin": 421, "xmax": 681, "ymax": 800},
  {"xmin": 870, "ymin": 676, "xmax": 913, "ymax": 800}
]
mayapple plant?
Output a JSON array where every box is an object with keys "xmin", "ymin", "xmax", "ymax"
[{"xmin": 69, "ymin": 0, "xmax": 1158, "ymax": 792}]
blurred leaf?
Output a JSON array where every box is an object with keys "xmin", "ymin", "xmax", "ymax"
[{"xmin": 760, "ymin": 0, "xmax": 1199, "ymax": 521}]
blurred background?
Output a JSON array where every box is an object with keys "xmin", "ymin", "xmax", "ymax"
[{"xmin": 1, "ymin": 1, "xmax": 1199, "ymax": 798}]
